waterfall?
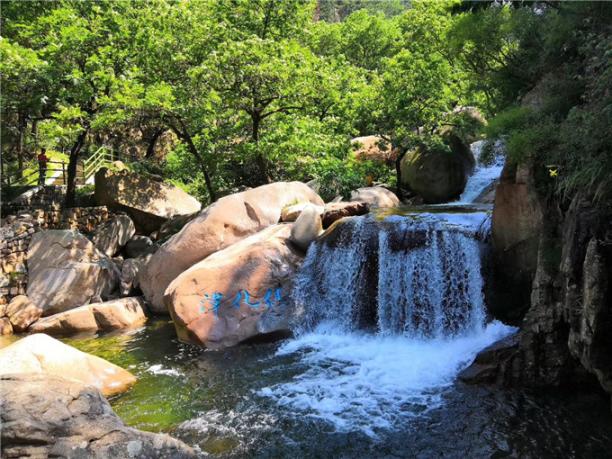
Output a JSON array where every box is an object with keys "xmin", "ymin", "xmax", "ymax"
[
  {"xmin": 292, "ymin": 210, "xmax": 490, "ymax": 338},
  {"xmin": 261, "ymin": 208, "xmax": 514, "ymax": 437},
  {"xmin": 454, "ymin": 140, "xmax": 505, "ymax": 204}
]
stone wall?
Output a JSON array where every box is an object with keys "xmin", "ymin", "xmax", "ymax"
[{"xmin": 0, "ymin": 206, "xmax": 113, "ymax": 304}]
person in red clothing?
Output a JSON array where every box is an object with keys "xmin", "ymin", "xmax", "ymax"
[{"xmin": 37, "ymin": 148, "xmax": 49, "ymax": 186}]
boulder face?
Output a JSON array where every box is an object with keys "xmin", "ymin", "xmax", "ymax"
[
  {"xmin": 27, "ymin": 230, "xmax": 120, "ymax": 316},
  {"xmin": 165, "ymin": 224, "xmax": 303, "ymax": 349},
  {"xmin": 350, "ymin": 186, "xmax": 400, "ymax": 208},
  {"xmin": 488, "ymin": 162, "xmax": 544, "ymax": 322},
  {"xmin": 29, "ymin": 297, "xmax": 147, "ymax": 336},
  {"xmin": 125, "ymin": 235, "xmax": 157, "ymax": 258},
  {"xmin": 0, "ymin": 333, "xmax": 135, "ymax": 396},
  {"xmin": 94, "ymin": 168, "xmax": 201, "ymax": 234},
  {"xmin": 92, "ymin": 214, "xmax": 136, "ymax": 257},
  {"xmin": 400, "ymin": 146, "xmax": 469, "ymax": 204},
  {"xmin": 351, "ymin": 135, "xmax": 398, "ymax": 166},
  {"xmin": 6, "ymin": 295, "xmax": 42, "ymax": 332},
  {"xmin": 0, "ymin": 373, "xmax": 196, "ymax": 459},
  {"xmin": 141, "ymin": 182, "xmax": 323, "ymax": 313}
]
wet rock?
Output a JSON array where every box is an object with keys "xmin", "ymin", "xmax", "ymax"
[
  {"xmin": 6, "ymin": 295, "xmax": 42, "ymax": 332},
  {"xmin": 489, "ymin": 162, "xmax": 544, "ymax": 322},
  {"xmin": 165, "ymin": 224, "xmax": 302, "ymax": 349},
  {"xmin": 141, "ymin": 182, "xmax": 323, "ymax": 313},
  {"xmin": 0, "ymin": 373, "xmax": 196, "ymax": 458},
  {"xmin": 94, "ymin": 168, "xmax": 201, "ymax": 234},
  {"xmin": 92, "ymin": 214, "xmax": 136, "ymax": 257},
  {"xmin": 0, "ymin": 333, "xmax": 136, "ymax": 396},
  {"xmin": 458, "ymin": 333, "xmax": 519, "ymax": 384},
  {"xmin": 27, "ymin": 230, "xmax": 120, "ymax": 315},
  {"xmin": 321, "ymin": 201, "xmax": 369, "ymax": 228},
  {"xmin": 290, "ymin": 205, "xmax": 323, "ymax": 251},
  {"xmin": 29, "ymin": 297, "xmax": 147, "ymax": 336},
  {"xmin": 350, "ymin": 186, "xmax": 399, "ymax": 208}
]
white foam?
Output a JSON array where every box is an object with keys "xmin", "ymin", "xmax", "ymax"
[
  {"xmin": 258, "ymin": 321, "xmax": 515, "ymax": 437},
  {"xmin": 147, "ymin": 364, "xmax": 182, "ymax": 377}
]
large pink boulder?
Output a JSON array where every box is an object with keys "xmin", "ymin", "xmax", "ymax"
[
  {"xmin": 140, "ymin": 182, "xmax": 323, "ymax": 313},
  {"xmin": 165, "ymin": 225, "xmax": 302, "ymax": 349}
]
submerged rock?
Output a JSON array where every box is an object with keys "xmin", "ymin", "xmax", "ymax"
[
  {"xmin": 27, "ymin": 230, "xmax": 120, "ymax": 315},
  {"xmin": 95, "ymin": 168, "xmax": 201, "ymax": 234},
  {"xmin": 141, "ymin": 182, "xmax": 323, "ymax": 313},
  {"xmin": 165, "ymin": 224, "xmax": 302, "ymax": 349},
  {"xmin": 0, "ymin": 333, "xmax": 135, "ymax": 396},
  {"xmin": 0, "ymin": 373, "xmax": 196, "ymax": 458},
  {"xmin": 92, "ymin": 214, "xmax": 136, "ymax": 257},
  {"xmin": 350, "ymin": 186, "xmax": 399, "ymax": 208},
  {"xmin": 29, "ymin": 297, "xmax": 147, "ymax": 336}
]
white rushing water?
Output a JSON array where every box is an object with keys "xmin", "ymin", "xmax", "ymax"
[
  {"xmin": 455, "ymin": 140, "xmax": 505, "ymax": 204},
  {"xmin": 260, "ymin": 210, "xmax": 516, "ymax": 436}
]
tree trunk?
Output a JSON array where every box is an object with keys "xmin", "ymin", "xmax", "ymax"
[
  {"xmin": 17, "ymin": 112, "xmax": 26, "ymax": 177},
  {"xmin": 145, "ymin": 128, "xmax": 164, "ymax": 159},
  {"xmin": 176, "ymin": 128, "xmax": 217, "ymax": 202},
  {"xmin": 64, "ymin": 128, "xmax": 89, "ymax": 208},
  {"xmin": 251, "ymin": 113, "xmax": 270, "ymax": 184}
]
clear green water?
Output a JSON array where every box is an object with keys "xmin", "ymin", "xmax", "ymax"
[{"xmin": 60, "ymin": 319, "xmax": 612, "ymax": 458}]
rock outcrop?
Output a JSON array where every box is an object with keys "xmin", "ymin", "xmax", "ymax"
[
  {"xmin": 92, "ymin": 214, "xmax": 136, "ymax": 257},
  {"xmin": 165, "ymin": 224, "xmax": 302, "ymax": 349},
  {"xmin": 1, "ymin": 373, "xmax": 196, "ymax": 458},
  {"xmin": 350, "ymin": 186, "xmax": 399, "ymax": 208},
  {"xmin": 27, "ymin": 230, "xmax": 120, "ymax": 315},
  {"xmin": 0, "ymin": 333, "xmax": 136, "ymax": 396},
  {"xmin": 462, "ymin": 196, "xmax": 612, "ymax": 404},
  {"xmin": 29, "ymin": 297, "xmax": 147, "ymax": 336},
  {"xmin": 488, "ymin": 162, "xmax": 544, "ymax": 322},
  {"xmin": 141, "ymin": 182, "xmax": 323, "ymax": 313},
  {"xmin": 125, "ymin": 235, "xmax": 158, "ymax": 258},
  {"xmin": 94, "ymin": 168, "xmax": 201, "ymax": 234}
]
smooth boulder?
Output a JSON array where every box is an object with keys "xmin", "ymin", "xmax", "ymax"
[
  {"xmin": 29, "ymin": 297, "xmax": 147, "ymax": 336},
  {"xmin": 95, "ymin": 168, "xmax": 201, "ymax": 234},
  {"xmin": 141, "ymin": 182, "xmax": 323, "ymax": 313},
  {"xmin": 400, "ymin": 146, "xmax": 469, "ymax": 204},
  {"xmin": 165, "ymin": 224, "xmax": 302, "ymax": 349},
  {"xmin": 1, "ymin": 373, "xmax": 196, "ymax": 458},
  {"xmin": 350, "ymin": 186, "xmax": 399, "ymax": 208},
  {"xmin": 290, "ymin": 205, "xmax": 323, "ymax": 251},
  {"xmin": 27, "ymin": 230, "xmax": 120, "ymax": 315},
  {"xmin": 281, "ymin": 202, "xmax": 324, "ymax": 222},
  {"xmin": 6, "ymin": 295, "xmax": 42, "ymax": 332},
  {"xmin": 92, "ymin": 214, "xmax": 136, "ymax": 257},
  {"xmin": 125, "ymin": 235, "xmax": 157, "ymax": 258},
  {"xmin": 0, "ymin": 333, "xmax": 136, "ymax": 396}
]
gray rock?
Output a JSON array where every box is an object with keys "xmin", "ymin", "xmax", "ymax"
[
  {"xmin": 125, "ymin": 235, "xmax": 158, "ymax": 258},
  {"xmin": 92, "ymin": 214, "xmax": 136, "ymax": 257},
  {"xmin": 0, "ymin": 373, "xmax": 197, "ymax": 458}
]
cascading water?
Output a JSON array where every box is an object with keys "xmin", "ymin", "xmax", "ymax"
[
  {"xmin": 260, "ymin": 208, "xmax": 515, "ymax": 436},
  {"xmin": 454, "ymin": 139, "xmax": 505, "ymax": 204}
]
